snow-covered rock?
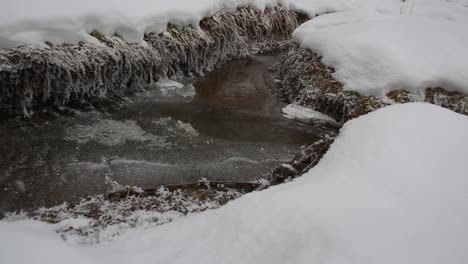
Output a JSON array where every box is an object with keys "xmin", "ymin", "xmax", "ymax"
[{"xmin": 2, "ymin": 103, "xmax": 467, "ymax": 263}]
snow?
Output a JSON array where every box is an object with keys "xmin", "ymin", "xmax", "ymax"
[
  {"xmin": 282, "ymin": 103, "xmax": 336, "ymax": 122},
  {"xmin": 3, "ymin": 184, "xmax": 240, "ymax": 245},
  {"xmin": 0, "ymin": 0, "xmax": 354, "ymax": 49},
  {"xmin": 293, "ymin": 0, "xmax": 468, "ymax": 97},
  {"xmin": 2, "ymin": 103, "xmax": 468, "ymax": 263},
  {"xmin": 0, "ymin": 220, "xmax": 94, "ymax": 264}
]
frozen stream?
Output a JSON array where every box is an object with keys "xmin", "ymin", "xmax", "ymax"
[{"xmin": 0, "ymin": 53, "xmax": 337, "ymax": 211}]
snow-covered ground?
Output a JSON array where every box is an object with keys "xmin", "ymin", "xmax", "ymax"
[
  {"xmin": 2, "ymin": 103, "xmax": 468, "ymax": 263},
  {"xmin": 293, "ymin": 0, "xmax": 468, "ymax": 97},
  {"xmin": 2, "ymin": 0, "xmax": 467, "ymax": 99}
]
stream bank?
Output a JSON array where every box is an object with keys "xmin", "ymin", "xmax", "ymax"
[
  {"xmin": 2, "ymin": 4, "xmax": 467, "ymax": 245},
  {"xmin": 0, "ymin": 52, "xmax": 338, "ymax": 212}
]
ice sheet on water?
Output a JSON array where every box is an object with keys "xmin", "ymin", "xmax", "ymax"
[
  {"xmin": 3, "ymin": 103, "xmax": 468, "ymax": 264},
  {"xmin": 65, "ymin": 119, "xmax": 171, "ymax": 147}
]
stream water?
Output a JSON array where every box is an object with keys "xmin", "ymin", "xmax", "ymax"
[{"xmin": 0, "ymin": 53, "xmax": 337, "ymax": 211}]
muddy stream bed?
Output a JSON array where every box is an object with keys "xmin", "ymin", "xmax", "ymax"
[{"xmin": 0, "ymin": 52, "xmax": 336, "ymax": 212}]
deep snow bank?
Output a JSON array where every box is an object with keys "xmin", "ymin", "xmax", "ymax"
[
  {"xmin": 293, "ymin": 0, "xmax": 468, "ymax": 97},
  {"xmin": 2, "ymin": 103, "xmax": 468, "ymax": 264},
  {"xmin": 0, "ymin": 7, "xmax": 304, "ymax": 114}
]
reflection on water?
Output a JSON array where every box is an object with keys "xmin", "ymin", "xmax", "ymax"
[
  {"xmin": 193, "ymin": 57, "xmax": 274, "ymax": 115},
  {"xmin": 0, "ymin": 53, "xmax": 337, "ymax": 211}
]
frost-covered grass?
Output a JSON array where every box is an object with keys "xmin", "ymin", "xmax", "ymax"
[
  {"xmin": 2, "ymin": 103, "xmax": 467, "ymax": 263},
  {"xmin": 3, "ymin": 0, "xmax": 467, "ymax": 115},
  {"xmin": 3, "ymin": 180, "xmax": 246, "ymax": 245}
]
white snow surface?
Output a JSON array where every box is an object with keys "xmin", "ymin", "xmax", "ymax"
[
  {"xmin": 293, "ymin": 0, "xmax": 468, "ymax": 97},
  {"xmin": 2, "ymin": 103, "xmax": 468, "ymax": 264}
]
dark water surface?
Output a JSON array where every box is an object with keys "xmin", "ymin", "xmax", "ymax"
[{"xmin": 0, "ymin": 53, "xmax": 336, "ymax": 211}]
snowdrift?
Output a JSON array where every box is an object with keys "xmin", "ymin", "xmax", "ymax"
[{"xmin": 2, "ymin": 0, "xmax": 468, "ymax": 115}]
